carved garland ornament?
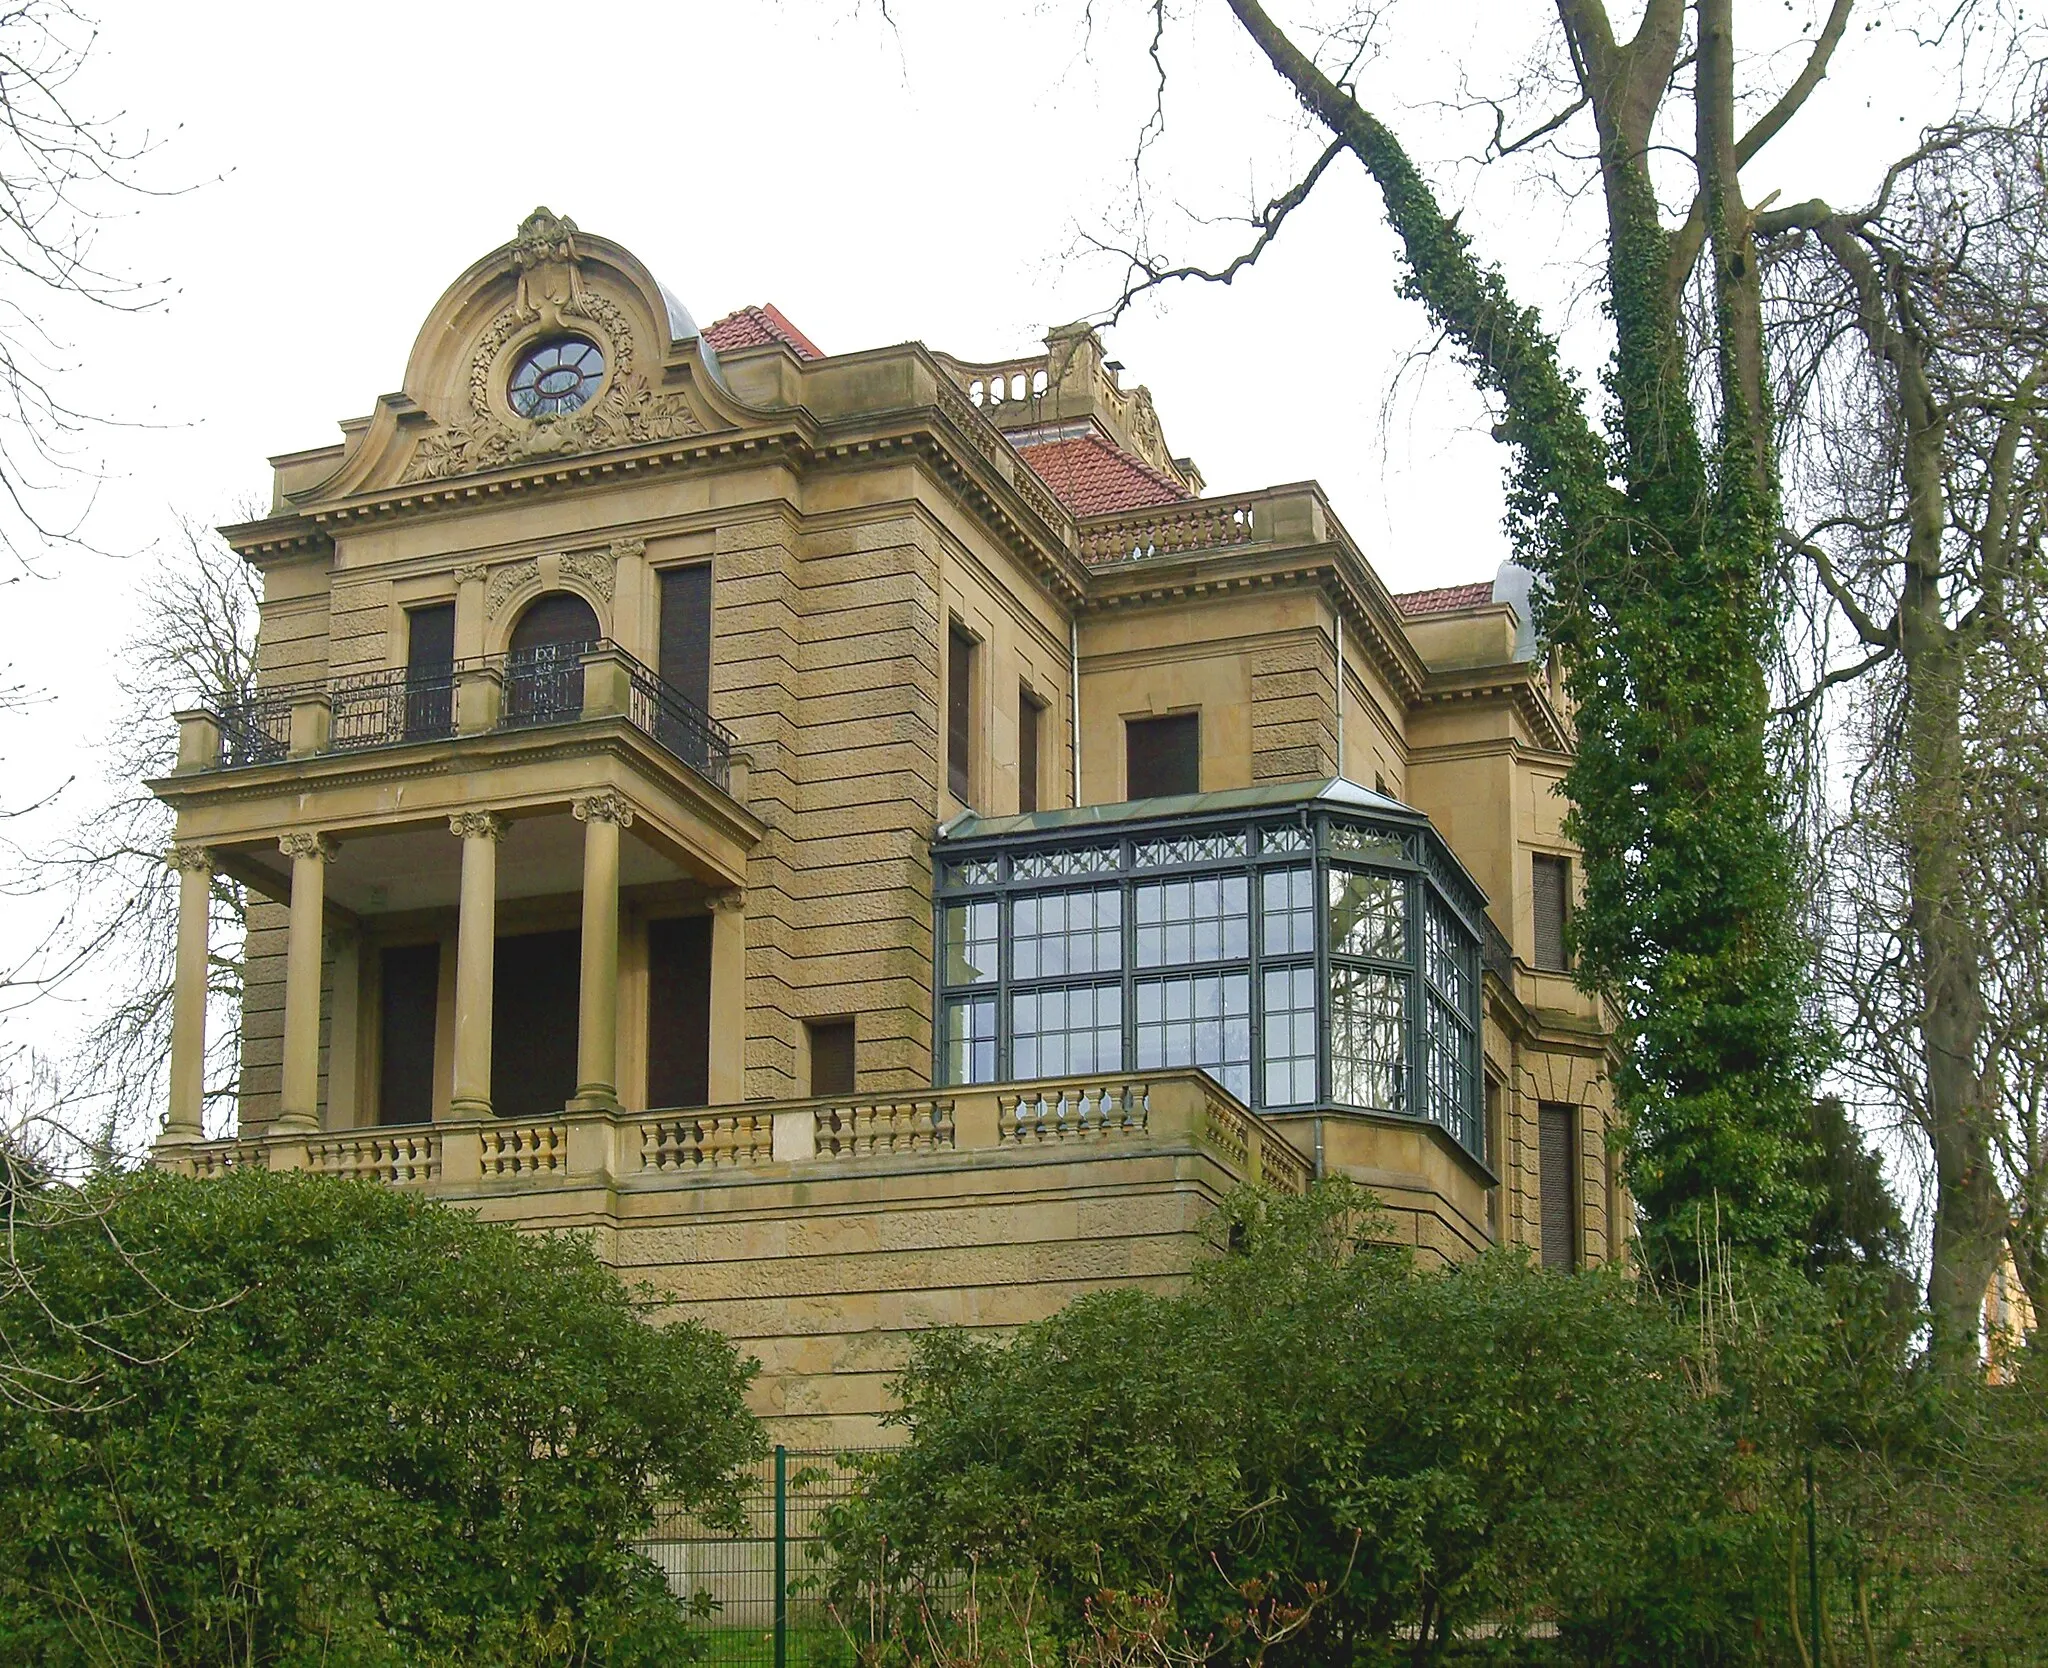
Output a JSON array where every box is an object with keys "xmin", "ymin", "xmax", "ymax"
[{"xmin": 401, "ymin": 249, "xmax": 707, "ymax": 485}]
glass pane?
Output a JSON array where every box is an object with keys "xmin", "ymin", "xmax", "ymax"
[
  {"xmin": 1261, "ymin": 963, "xmax": 1317, "ymax": 1107},
  {"xmin": 1135, "ymin": 874, "xmax": 1248, "ymax": 968},
  {"xmin": 942, "ymin": 900, "xmax": 998, "ymax": 987},
  {"xmin": 1134, "ymin": 971, "xmax": 1251, "ymax": 1102},
  {"xmin": 1013, "ymin": 887, "xmax": 1122, "ymax": 981},
  {"xmin": 1012, "ymin": 983, "xmax": 1123, "ymax": 1079},
  {"xmin": 1330, "ymin": 967, "xmax": 1406, "ymax": 1111},
  {"xmin": 1329, "ymin": 867, "xmax": 1406, "ymax": 962},
  {"xmin": 1261, "ymin": 865, "xmax": 1314, "ymax": 957},
  {"xmin": 943, "ymin": 996, "xmax": 997, "ymax": 1086},
  {"xmin": 1425, "ymin": 893, "xmax": 1477, "ymax": 1011},
  {"xmin": 1425, "ymin": 989, "xmax": 1476, "ymax": 1148}
]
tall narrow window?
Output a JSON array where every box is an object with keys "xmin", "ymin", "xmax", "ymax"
[
  {"xmin": 948, "ymin": 625, "xmax": 975, "ymax": 803},
  {"xmin": 659, "ymin": 564, "xmax": 713, "ymax": 712},
  {"xmin": 1532, "ymin": 853, "xmax": 1571, "ymax": 971},
  {"xmin": 404, "ymin": 604, "xmax": 455, "ymax": 740},
  {"xmin": 646, "ymin": 915, "xmax": 711, "ymax": 1109},
  {"xmin": 377, "ymin": 942, "xmax": 440, "ymax": 1125},
  {"xmin": 1539, "ymin": 1102, "xmax": 1578, "ymax": 1270},
  {"xmin": 1018, "ymin": 687, "xmax": 1043, "ymax": 814},
  {"xmin": 808, "ymin": 1019, "xmax": 856, "ymax": 1097},
  {"xmin": 1126, "ymin": 712, "xmax": 1199, "ymax": 799}
]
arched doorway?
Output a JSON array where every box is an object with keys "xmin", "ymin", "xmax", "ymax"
[{"xmin": 503, "ymin": 591, "xmax": 601, "ymax": 725}]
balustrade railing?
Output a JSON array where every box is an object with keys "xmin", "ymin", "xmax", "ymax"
[
  {"xmin": 212, "ymin": 687, "xmax": 296, "ymax": 766},
  {"xmin": 1079, "ymin": 497, "xmax": 1259, "ymax": 565},
  {"xmin": 199, "ymin": 641, "xmax": 733, "ymax": 795},
  {"xmin": 159, "ymin": 1071, "xmax": 1310, "ymax": 1196},
  {"xmin": 329, "ymin": 666, "xmax": 457, "ymax": 750}
]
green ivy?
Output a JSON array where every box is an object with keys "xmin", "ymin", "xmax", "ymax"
[{"xmin": 1336, "ymin": 101, "xmax": 1823, "ymax": 1270}]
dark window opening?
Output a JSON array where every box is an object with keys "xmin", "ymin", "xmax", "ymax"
[
  {"xmin": 1019, "ymin": 689, "xmax": 1043, "ymax": 814},
  {"xmin": 947, "ymin": 625, "xmax": 975, "ymax": 803},
  {"xmin": 1532, "ymin": 853, "xmax": 1571, "ymax": 971},
  {"xmin": 377, "ymin": 942, "xmax": 440, "ymax": 1125},
  {"xmin": 1126, "ymin": 712, "xmax": 1200, "ymax": 800},
  {"xmin": 1539, "ymin": 1101, "xmax": 1578, "ymax": 1270},
  {"xmin": 658, "ymin": 564, "xmax": 713, "ymax": 713},
  {"xmin": 646, "ymin": 915, "xmax": 712, "ymax": 1109},
  {"xmin": 808, "ymin": 1019, "xmax": 857, "ymax": 1098},
  {"xmin": 403, "ymin": 604, "xmax": 456, "ymax": 740},
  {"xmin": 490, "ymin": 928, "xmax": 580, "ymax": 1119},
  {"xmin": 505, "ymin": 592, "xmax": 601, "ymax": 726}
]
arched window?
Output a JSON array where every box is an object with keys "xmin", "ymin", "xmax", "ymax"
[{"xmin": 504, "ymin": 591, "xmax": 601, "ymax": 725}]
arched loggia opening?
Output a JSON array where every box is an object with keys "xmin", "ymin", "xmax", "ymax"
[{"xmin": 503, "ymin": 591, "xmax": 601, "ymax": 726}]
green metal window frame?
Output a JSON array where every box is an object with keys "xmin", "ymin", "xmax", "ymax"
[{"xmin": 932, "ymin": 793, "xmax": 1490, "ymax": 1159}]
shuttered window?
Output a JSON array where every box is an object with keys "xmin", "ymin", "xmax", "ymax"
[
  {"xmin": 406, "ymin": 603, "xmax": 454, "ymax": 674},
  {"xmin": 948, "ymin": 625, "xmax": 975, "ymax": 803},
  {"xmin": 1126, "ymin": 712, "xmax": 1200, "ymax": 800},
  {"xmin": 1532, "ymin": 853, "xmax": 1571, "ymax": 971},
  {"xmin": 659, "ymin": 564, "xmax": 713, "ymax": 712},
  {"xmin": 808, "ymin": 1019, "xmax": 856, "ymax": 1097},
  {"xmin": 1019, "ymin": 688, "xmax": 1042, "ymax": 813},
  {"xmin": 1539, "ymin": 1101, "xmax": 1578, "ymax": 1270}
]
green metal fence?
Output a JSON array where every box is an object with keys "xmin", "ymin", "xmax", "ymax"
[{"xmin": 643, "ymin": 1445, "xmax": 884, "ymax": 1668}]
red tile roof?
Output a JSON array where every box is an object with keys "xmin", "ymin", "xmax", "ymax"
[
  {"xmin": 1393, "ymin": 581, "xmax": 1496, "ymax": 617},
  {"xmin": 702, "ymin": 303, "xmax": 823, "ymax": 361},
  {"xmin": 1016, "ymin": 433, "xmax": 1190, "ymax": 517}
]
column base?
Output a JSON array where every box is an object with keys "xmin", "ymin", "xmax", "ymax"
[
  {"xmin": 448, "ymin": 1097, "xmax": 493, "ymax": 1118},
  {"xmin": 568, "ymin": 1085, "xmax": 620, "ymax": 1114},
  {"xmin": 272, "ymin": 1111, "xmax": 319, "ymax": 1134}
]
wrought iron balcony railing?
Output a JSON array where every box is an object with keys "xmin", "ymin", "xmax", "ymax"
[{"xmin": 196, "ymin": 642, "xmax": 734, "ymax": 795}]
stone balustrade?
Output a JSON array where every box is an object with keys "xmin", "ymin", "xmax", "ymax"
[{"xmin": 156, "ymin": 1070, "xmax": 1313, "ymax": 1198}]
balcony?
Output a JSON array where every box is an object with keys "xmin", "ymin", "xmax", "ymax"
[
  {"xmin": 155, "ymin": 1070, "xmax": 1314, "ymax": 1199},
  {"xmin": 192, "ymin": 641, "xmax": 734, "ymax": 796}
]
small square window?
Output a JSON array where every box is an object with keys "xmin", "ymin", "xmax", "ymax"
[
  {"xmin": 808, "ymin": 1019, "xmax": 856, "ymax": 1098},
  {"xmin": 1126, "ymin": 712, "xmax": 1199, "ymax": 799}
]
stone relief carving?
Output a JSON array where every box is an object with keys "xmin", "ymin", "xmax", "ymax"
[
  {"xmin": 401, "ymin": 247, "xmax": 708, "ymax": 486},
  {"xmin": 559, "ymin": 546, "xmax": 616, "ymax": 604},
  {"xmin": 485, "ymin": 558, "xmax": 539, "ymax": 620},
  {"xmin": 454, "ymin": 563, "xmax": 489, "ymax": 586}
]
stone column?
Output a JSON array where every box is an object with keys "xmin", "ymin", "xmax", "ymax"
[
  {"xmin": 161, "ymin": 843, "xmax": 214, "ymax": 1144},
  {"xmin": 448, "ymin": 811, "xmax": 508, "ymax": 1117},
  {"xmin": 276, "ymin": 831, "xmax": 338, "ymax": 1131},
  {"xmin": 570, "ymin": 791, "xmax": 633, "ymax": 1112},
  {"xmin": 708, "ymin": 889, "xmax": 746, "ymax": 1106}
]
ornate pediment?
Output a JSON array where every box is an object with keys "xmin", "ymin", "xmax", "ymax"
[
  {"xmin": 389, "ymin": 209, "xmax": 726, "ymax": 487},
  {"xmin": 401, "ymin": 286, "xmax": 709, "ymax": 485}
]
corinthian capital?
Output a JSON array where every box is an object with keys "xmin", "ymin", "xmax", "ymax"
[
  {"xmin": 164, "ymin": 842, "xmax": 213, "ymax": 874},
  {"xmin": 449, "ymin": 810, "xmax": 510, "ymax": 842},
  {"xmin": 278, "ymin": 832, "xmax": 338, "ymax": 862},
  {"xmin": 572, "ymin": 790, "xmax": 635, "ymax": 828}
]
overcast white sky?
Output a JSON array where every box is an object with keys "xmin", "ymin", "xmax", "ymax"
[{"xmin": 0, "ymin": 0, "xmax": 1950, "ymax": 1063}]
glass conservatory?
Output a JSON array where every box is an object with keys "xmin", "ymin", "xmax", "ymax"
[{"xmin": 932, "ymin": 779, "xmax": 1488, "ymax": 1159}]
